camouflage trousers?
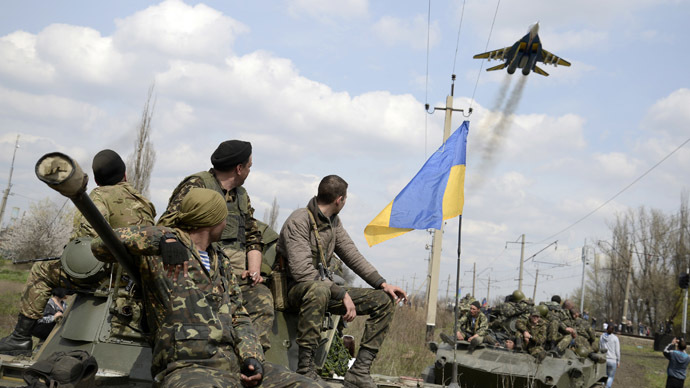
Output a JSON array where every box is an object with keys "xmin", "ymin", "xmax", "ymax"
[
  {"xmin": 160, "ymin": 361, "xmax": 328, "ymax": 388},
  {"xmin": 223, "ymin": 248, "xmax": 275, "ymax": 351},
  {"xmin": 287, "ymin": 281, "xmax": 394, "ymax": 351},
  {"xmin": 239, "ymin": 281, "xmax": 275, "ymax": 351},
  {"xmin": 19, "ymin": 260, "xmax": 108, "ymax": 319}
]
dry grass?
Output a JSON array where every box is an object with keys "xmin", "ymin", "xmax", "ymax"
[{"xmin": 343, "ymin": 305, "xmax": 455, "ymax": 377}]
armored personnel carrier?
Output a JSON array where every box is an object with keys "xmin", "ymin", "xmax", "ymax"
[{"xmin": 423, "ymin": 339, "xmax": 607, "ymax": 388}]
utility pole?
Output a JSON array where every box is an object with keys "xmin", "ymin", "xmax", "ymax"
[
  {"xmin": 424, "ymin": 75, "xmax": 466, "ymax": 340},
  {"xmin": 518, "ymin": 234, "xmax": 526, "ymax": 292},
  {"xmin": 533, "ymin": 268, "xmax": 539, "ymax": 302},
  {"xmin": 579, "ymin": 240, "xmax": 587, "ymax": 313},
  {"xmin": 472, "ymin": 262, "xmax": 476, "ymax": 297},
  {"xmin": 445, "ymin": 274, "xmax": 451, "ymax": 302},
  {"xmin": 487, "ymin": 275, "xmax": 491, "ymax": 304},
  {"xmin": 622, "ymin": 242, "xmax": 633, "ymax": 324},
  {"xmin": 0, "ymin": 135, "xmax": 20, "ymax": 226}
]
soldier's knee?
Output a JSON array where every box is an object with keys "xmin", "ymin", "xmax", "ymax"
[{"xmin": 304, "ymin": 282, "xmax": 331, "ymax": 305}]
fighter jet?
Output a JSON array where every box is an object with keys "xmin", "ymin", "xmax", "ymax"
[{"xmin": 473, "ymin": 22, "xmax": 571, "ymax": 76}]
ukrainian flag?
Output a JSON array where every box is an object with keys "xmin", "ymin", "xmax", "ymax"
[{"xmin": 364, "ymin": 121, "xmax": 468, "ymax": 246}]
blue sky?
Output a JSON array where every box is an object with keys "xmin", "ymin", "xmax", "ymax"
[{"xmin": 1, "ymin": 0, "xmax": 689, "ymax": 307}]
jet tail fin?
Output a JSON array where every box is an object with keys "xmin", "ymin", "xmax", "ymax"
[
  {"xmin": 532, "ymin": 65, "xmax": 549, "ymax": 76},
  {"xmin": 486, "ymin": 63, "xmax": 508, "ymax": 72}
]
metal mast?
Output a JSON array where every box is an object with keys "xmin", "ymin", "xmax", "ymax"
[{"xmin": 0, "ymin": 135, "xmax": 20, "ymax": 226}]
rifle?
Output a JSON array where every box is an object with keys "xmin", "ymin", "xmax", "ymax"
[{"xmin": 12, "ymin": 256, "xmax": 61, "ymax": 265}]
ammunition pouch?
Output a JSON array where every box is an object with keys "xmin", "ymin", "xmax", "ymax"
[{"xmin": 24, "ymin": 350, "xmax": 98, "ymax": 388}]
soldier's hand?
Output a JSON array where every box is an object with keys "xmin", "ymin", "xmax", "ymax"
[
  {"xmin": 161, "ymin": 234, "xmax": 189, "ymax": 281},
  {"xmin": 343, "ymin": 292, "xmax": 357, "ymax": 322},
  {"xmin": 241, "ymin": 270, "xmax": 264, "ymax": 286},
  {"xmin": 240, "ymin": 358, "xmax": 264, "ymax": 387},
  {"xmin": 381, "ymin": 282, "xmax": 408, "ymax": 303}
]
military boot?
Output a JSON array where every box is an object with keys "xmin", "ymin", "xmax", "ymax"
[
  {"xmin": 296, "ymin": 346, "xmax": 323, "ymax": 381},
  {"xmin": 0, "ymin": 314, "xmax": 36, "ymax": 355},
  {"xmin": 344, "ymin": 347, "xmax": 377, "ymax": 388}
]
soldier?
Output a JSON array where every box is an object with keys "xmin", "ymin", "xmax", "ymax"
[
  {"xmin": 91, "ymin": 188, "xmax": 323, "ymax": 388},
  {"xmin": 516, "ymin": 307, "xmax": 548, "ymax": 361},
  {"xmin": 0, "ymin": 149, "xmax": 155, "ymax": 355},
  {"xmin": 158, "ymin": 140, "xmax": 274, "ymax": 351},
  {"xmin": 455, "ymin": 301, "xmax": 496, "ymax": 350},
  {"xmin": 571, "ymin": 309, "xmax": 604, "ymax": 362},
  {"xmin": 277, "ymin": 175, "xmax": 407, "ymax": 387},
  {"xmin": 551, "ymin": 300, "xmax": 579, "ymax": 354}
]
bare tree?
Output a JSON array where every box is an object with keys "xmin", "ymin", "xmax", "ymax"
[
  {"xmin": 263, "ymin": 197, "xmax": 280, "ymax": 230},
  {"xmin": 581, "ymin": 195, "xmax": 690, "ymax": 334},
  {"xmin": 127, "ymin": 83, "xmax": 156, "ymax": 197},
  {"xmin": 0, "ymin": 198, "xmax": 73, "ymax": 262}
]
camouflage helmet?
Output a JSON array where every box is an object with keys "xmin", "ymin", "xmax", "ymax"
[
  {"xmin": 512, "ymin": 290, "xmax": 525, "ymax": 302},
  {"xmin": 576, "ymin": 346, "xmax": 590, "ymax": 358},
  {"xmin": 536, "ymin": 304, "xmax": 549, "ymax": 318}
]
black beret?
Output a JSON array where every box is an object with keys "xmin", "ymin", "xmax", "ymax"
[
  {"xmin": 471, "ymin": 301, "xmax": 481, "ymax": 309},
  {"xmin": 92, "ymin": 149, "xmax": 125, "ymax": 186},
  {"xmin": 211, "ymin": 140, "xmax": 252, "ymax": 171}
]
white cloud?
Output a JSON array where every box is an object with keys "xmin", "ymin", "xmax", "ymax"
[
  {"xmin": 593, "ymin": 152, "xmax": 639, "ymax": 178},
  {"xmin": 0, "ymin": 31, "xmax": 54, "ymax": 85},
  {"xmin": 113, "ymin": 0, "xmax": 247, "ymax": 60},
  {"xmin": 36, "ymin": 24, "xmax": 125, "ymax": 85},
  {"xmin": 643, "ymin": 88, "xmax": 690, "ymax": 139},
  {"xmin": 287, "ymin": 0, "xmax": 369, "ymax": 20},
  {"xmin": 371, "ymin": 15, "xmax": 441, "ymax": 50}
]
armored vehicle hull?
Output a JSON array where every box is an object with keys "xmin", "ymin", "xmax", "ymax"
[{"xmin": 424, "ymin": 341, "xmax": 607, "ymax": 388}]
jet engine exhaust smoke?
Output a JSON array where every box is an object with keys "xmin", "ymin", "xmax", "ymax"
[{"xmin": 473, "ymin": 75, "xmax": 528, "ymax": 189}]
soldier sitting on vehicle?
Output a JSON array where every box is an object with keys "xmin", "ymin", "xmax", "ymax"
[
  {"xmin": 455, "ymin": 301, "xmax": 497, "ymax": 351},
  {"xmin": 0, "ymin": 149, "xmax": 155, "ymax": 355},
  {"xmin": 516, "ymin": 307, "xmax": 549, "ymax": 362}
]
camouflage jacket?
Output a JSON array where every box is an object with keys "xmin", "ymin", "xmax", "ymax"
[
  {"xmin": 90, "ymin": 226, "xmax": 263, "ymax": 378},
  {"xmin": 574, "ymin": 317, "xmax": 596, "ymax": 344},
  {"xmin": 72, "ymin": 181, "xmax": 156, "ymax": 239},
  {"xmin": 277, "ymin": 197, "xmax": 385, "ymax": 300},
  {"xmin": 458, "ymin": 311, "xmax": 489, "ymax": 337},
  {"xmin": 516, "ymin": 318, "xmax": 548, "ymax": 348},
  {"xmin": 159, "ymin": 170, "xmax": 262, "ymax": 254}
]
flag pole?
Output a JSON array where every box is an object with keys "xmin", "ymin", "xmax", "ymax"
[
  {"xmin": 424, "ymin": 75, "xmax": 470, "ymax": 341},
  {"xmin": 448, "ymin": 215, "xmax": 463, "ymax": 388}
]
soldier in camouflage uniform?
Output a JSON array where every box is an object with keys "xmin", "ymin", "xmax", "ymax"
[
  {"xmin": 92, "ymin": 188, "xmax": 324, "ymax": 388},
  {"xmin": 516, "ymin": 308, "xmax": 549, "ymax": 361},
  {"xmin": 456, "ymin": 301, "xmax": 496, "ymax": 350},
  {"xmin": 158, "ymin": 140, "xmax": 274, "ymax": 351},
  {"xmin": 0, "ymin": 149, "xmax": 155, "ymax": 355},
  {"xmin": 278, "ymin": 175, "xmax": 407, "ymax": 388},
  {"xmin": 551, "ymin": 300, "xmax": 579, "ymax": 354}
]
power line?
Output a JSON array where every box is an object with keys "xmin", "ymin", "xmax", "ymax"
[
  {"xmin": 423, "ymin": 0, "xmax": 431, "ymax": 159},
  {"xmin": 469, "ymin": 0, "xmax": 501, "ymax": 110},
  {"xmin": 539, "ymin": 136, "xmax": 690, "ymax": 243},
  {"xmin": 450, "ymin": 0, "xmax": 467, "ymax": 75}
]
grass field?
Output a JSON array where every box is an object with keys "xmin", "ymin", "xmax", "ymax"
[
  {"xmin": 0, "ymin": 261, "xmax": 28, "ymax": 337},
  {"xmin": 615, "ymin": 335, "xmax": 669, "ymax": 388},
  {"xmin": 344, "ymin": 304, "xmax": 455, "ymax": 377}
]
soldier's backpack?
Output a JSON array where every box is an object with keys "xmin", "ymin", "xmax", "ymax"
[{"xmin": 23, "ymin": 350, "xmax": 98, "ymax": 388}]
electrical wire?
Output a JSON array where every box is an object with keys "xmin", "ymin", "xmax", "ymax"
[
  {"xmin": 451, "ymin": 0, "xmax": 468, "ymax": 75},
  {"xmin": 539, "ymin": 135, "xmax": 690, "ymax": 243},
  {"xmin": 469, "ymin": 0, "xmax": 501, "ymax": 110},
  {"xmin": 424, "ymin": 0, "xmax": 431, "ymax": 160}
]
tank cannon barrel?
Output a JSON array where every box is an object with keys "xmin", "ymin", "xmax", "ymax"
[{"xmin": 35, "ymin": 152, "xmax": 140, "ymax": 286}]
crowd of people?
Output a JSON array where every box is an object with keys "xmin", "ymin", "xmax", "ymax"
[{"xmin": 0, "ymin": 141, "xmax": 408, "ymax": 388}]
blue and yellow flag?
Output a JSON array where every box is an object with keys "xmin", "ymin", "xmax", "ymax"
[{"xmin": 364, "ymin": 121, "xmax": 469, "ymax": 246}]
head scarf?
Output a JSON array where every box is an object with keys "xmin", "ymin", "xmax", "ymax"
[{"xmin": 158, "ymin": 188, "xmax": 227, "ymax": 229}]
